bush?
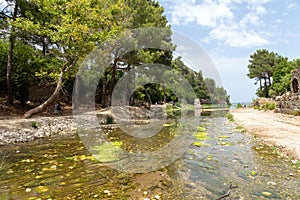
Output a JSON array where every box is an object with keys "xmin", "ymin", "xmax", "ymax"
[
  {"xmin": 265, "ymin": 101, "xmax": 276, "ymax": 110},
  {"xmin": 31, "ymin": 121, "xmax": 39, "ymax": 129},
  {"xmin": 226, "ymin": 113, "xmax": 234, "ymax": 122},
  {"xmin": 291, "ymin": 109, "xmax": 300, "ymax": 116},
  {"xmin": 174, "ymin": 102, "xmax": 181, "ymax": 108},
  {"xmin": 252, "ymin": 98, "xmax": 276, "ymax": 110},
  {"xmin": 237, "ymin": 103, "xmax": 242, "ymax": 109},
  {"xmin": 106, "ymin": 116, "xmax": 114, "ymax": 124}
]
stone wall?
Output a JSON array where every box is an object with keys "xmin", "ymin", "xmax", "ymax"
[
  {"xmin": 275, "ymin": 65, "xmax": 300, "ymax": 115},
  {"xmin": 275, "ymin": 92, "xmax": 300, "ymax": 114}
]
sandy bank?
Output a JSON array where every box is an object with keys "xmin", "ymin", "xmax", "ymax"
[{"xmin": 231, "ymin": 108, "xmax": 300, "ymax": 159}]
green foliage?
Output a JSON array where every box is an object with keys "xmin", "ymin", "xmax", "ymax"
[
  {"xmin": 0, "ymin": 41, "xmax": 7, "ymax": 88},
  {"xmin": 226, "ymin": 113, "xmax": 234, "ymax": 122},
  {"xmin": 248, "ymin": 49, "xmax": 300, "ymax": 99},
  {"xmin": 204, "ymin": 78, "xmax": 230, "ymax": 104},
  {"xmin": 259, "ymin": 101, "xmax": 276, "ymax": 111},
  {"xmin": 166, "ymin": 108, "xmax": 181, "ymax": 118},
  {"xmin": 291, "ymin": 109, "xmax": 300, "ymax": 116},
  {"xmin": 237, "ymin": 103, "xmax": 242, "ymax": 108},
  {"xmin": 12, "ymin": 41, "xmax": 37, "ymax": 104},
  {"xmin": 236, "ymin": 125, "xmax": 246, "ymax": 133},
  {"xmin": 174, "ymin": 102, "xmax": 181, "ymax": 108},
  {"xmin": 0, "ymin": 0, "xmax": 230, "ymax": 109},
  {"xmin": 31, "ymin": 121, "xmax": 39, "ymax": 129},
  {"xmin": 106, "ymin": 116, "xmax": 114, "ymax": 124},
  {"xmin": 0, "ymin": 40, "xmax": 37, "ymax": 104},
  {"xmin": 130, "ymin": 57, "xmax": 229, "ymax": 106},
  {"xmin": 10, "ymin": 0, "xmax": 125, "ymax": 105},
  {"xmin": 169, "ymin": 58, "xmax": 230, "ymax": 105},
  {"xmin": 265, "ymin": 101, "xmax": 276, "ymax": 110},
  {"xmin": 253, "ymin": 98, "xmax": 276, "ymax": 110},
  {"xmin": 269, "ymin": 59, "xmax": 298, "ymax": 97},
  {"xmin": 247, "ymin": 49, "xmax": 286, "ymax": 98}
]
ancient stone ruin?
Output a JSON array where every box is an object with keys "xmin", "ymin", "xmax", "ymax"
[{"xmin": 275, "ymin": 65, "xmax": 300, "ymax": 114}]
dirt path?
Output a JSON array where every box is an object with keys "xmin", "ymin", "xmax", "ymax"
[{"xmin": 231, "ymin": 108, "xmax": 300, "ymax": 159}]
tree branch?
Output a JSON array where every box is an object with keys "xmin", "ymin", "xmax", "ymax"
[{"xmin": 64, "ymin": 58, "xmax": 78, "ymax": 73}]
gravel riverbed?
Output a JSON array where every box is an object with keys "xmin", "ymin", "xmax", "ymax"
[{"xmin": 0, "ymin": 116, "xmax": 77, "ymax": 145}]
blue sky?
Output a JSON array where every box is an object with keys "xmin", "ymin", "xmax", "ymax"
[{"xmin": 157, "ymin": 0, "xmax": 300, "ymax": 103}]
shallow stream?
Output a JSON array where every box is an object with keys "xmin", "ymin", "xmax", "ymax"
[{"xmin": 0, "ymin": 110, "xmax": 299, "ymax": 199}]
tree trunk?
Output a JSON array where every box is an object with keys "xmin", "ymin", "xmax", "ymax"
[
  {"xmin": 267, "ymin": 74, "xmax": 272, "ymax": 97},
  {"xmin": 73, "ymin": 75, "xmax": 81, "ymax": 109},
  {"xmin": 163, "ymin": 83, "xmax": 166, "ymax": 104},
  {"xmin": 108, "ymin": 58, "xmax": 117, "ymax": 106},
  {"xmin": 6, "ymin": 2, "xmax": 18, "ymax": 106},
  {"xmin": 23, "ymin": 71, "xmax": 64, "ymax": 118},
  {"xmin": 42, "ymin": 37, "xmax": 46, "ymax": 57},
  {"xmin": 23, "ymin": 60, "xmax": 77, "ymax": 118},
  {"xmin": 6, "ymin": 32, "xmax": 14, "ymax": 105},
  {"xmin": 124, "ymin": 64, "xmax": 130, "ymax": 105},
  {"xmin": 129, "ymin": 66, "xmax": 135, "ymax": 106},
  {"xmin": 101, "ymin": 70, "xmax": 108, "ymax": 108},
  {"xmin": 259, "ymin": 79, "xmax": 262, "ymax": 91},
  {"xmin": 263, "ymin": 78, "xmax": 268, "ymax": 98}
]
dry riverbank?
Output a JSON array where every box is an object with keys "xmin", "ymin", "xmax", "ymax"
[
  {"xmin": 231, "ymin": 108, "xmax": 300, "ymax": 159},
  {"xmin": 0, "ymin": 106, "xmax": 157, "ymax": 146}
]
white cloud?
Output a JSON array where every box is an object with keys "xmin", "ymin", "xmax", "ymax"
[
  {"xmin": 287, "ymin": 3, "xmax": 297, "ymax": 9},
  {"xmin": 240, "ymin": 12, "xmax": 263, "ymax": 28},
  {"xmin": 164, "ymin": 0, "xmax": 271, "ymax": 47},
  {"xmin": 207, "ymin": 25, "xmax": 269, "ymax": 47},
  {"xmin": 171, "ymin": 0, "xmax": 233, "ymax": 26}
]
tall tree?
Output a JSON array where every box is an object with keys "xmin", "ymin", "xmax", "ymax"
[
  {"xmin": 1, "ymin": 0, "xmax": 42, "ymax": 105},
  {"xmin": 2, "ymin": 1, "xmax": 18, "ymax": 105},
  {"xmin": 14, "ymin": 0, "xmax": 124, "ymax": 118},
  {"xmin": 247, "ymin": 49, "xmax": 284, "ymax": 98},
  {"xmin": 100, "ymin": 0, "xmax": 173, "ymax": 107}
]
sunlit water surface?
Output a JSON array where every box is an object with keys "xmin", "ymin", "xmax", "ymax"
[{"xmin": 0, "ymin": 110, "xmax": 299, "ymax": 199}]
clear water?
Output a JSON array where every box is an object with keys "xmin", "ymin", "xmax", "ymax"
[{"xmin": 0, "ymin": 110, "xmax": 299, "ymax": 199}]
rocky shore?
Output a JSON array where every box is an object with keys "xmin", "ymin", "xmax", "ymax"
[
  {"xmin": 0, "ymin": 106, "xmax": 159, "ymax": 146},
  {"xmin": 0, "ymin": 115, "xmax": 77, "ymax": 146}
]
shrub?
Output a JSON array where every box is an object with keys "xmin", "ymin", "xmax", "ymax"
[
  {"xmin": 237, "ymin": 103, "xmax": 242, "ymax": 109},
  {"xmin": 253, "ymin": 105, "xmax": 260, "ymax": 110},
  {"xmin": 31, "ymin": 121, "xmax": 39, "ymax": 129},
  {"xmin": 291, "ymin": 109, "xmax": 300, "ymax": 116},
  {"xmin": 226, "ymin": 113, "xmax": 234, "ymax": 122},
  {"xmin": 106, "ymin": 116, "xmax": 114, "ymax": 124},
  {"xmin": 174, "ymin": 102, "xmax": 181, "ymax": 108},
  {"xmin": 236, "ymin": 125, "xmax": 246, "ymax": 133},
  {"xmin": 265, "ymin": 101, "xmax": 276, "ymax": 110},
  {"xmin": 252, "ymin": 98, "xmax": 276, "ymax": 110}
]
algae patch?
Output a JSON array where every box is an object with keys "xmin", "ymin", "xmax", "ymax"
[
  {"xmin": 92, "ymin": 141, "xmax": 124, "ymax": 163},
  {"xmin": 194, "ymin": 131, "xmax": 209, "ymax": 141}
]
